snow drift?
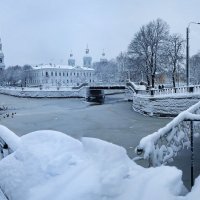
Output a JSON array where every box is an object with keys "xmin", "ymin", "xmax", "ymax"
[{"xmin": 0, "ymin": 125, "xmax": 199, "ymax": 200}]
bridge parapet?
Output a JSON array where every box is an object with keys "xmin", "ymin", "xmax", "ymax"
[
  {"xmin": 150, "ymin": 85, "xmax": 200, "ymax": 96},
  {"xmin": 88, "ymin": 85, "xmax": 126, "ymax": 90},
  {"xmin": 136, "ymin": 100, "xmax": 200, "ymax": 167},
  {"xmin": 72, "ymin": 83, "xmax": 88, "ymax": 90},
  {"xmin": 126, "ymin": 80, "xmax": 146, "ymax": 94}
]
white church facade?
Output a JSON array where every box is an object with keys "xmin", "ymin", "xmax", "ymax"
[
  {"xmin": 0, "ymin": 38, "xmax": 5, "ymax": 71},
  {"xmin": 26, "ymin": 48, "xmax": 95, "ymax": 87}
]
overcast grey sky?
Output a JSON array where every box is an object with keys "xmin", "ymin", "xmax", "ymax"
[{"xmin": 0, "ymin": 0, "xmax": 200, "ymax": 66}]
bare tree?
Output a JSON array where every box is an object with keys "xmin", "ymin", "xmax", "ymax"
[
  {"xmin": 21, "ymin": 65, "xmax": 32, "ymax": 86},
  {"xmin": 128, "ymin": 18, "xmax": 169, "ymax": 88},
  {"xmin": 93, "ymin": 59, "xmax": 118, "ymax": 84},
  {"xmin": 165, "ymin": 34, "xmax": 185, "ymax": 88},
  {"xmin": 116, "ymin": 52, "xmax": 131, "ymax": 82},
  {"xmin": 4, "ymin": 66, "xmax": 23, "ymax": 86},
  {"xmin": 128, "ymin": 25, "xmax": 151, "ymax": 86}
]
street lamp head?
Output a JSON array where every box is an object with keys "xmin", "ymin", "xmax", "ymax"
[{"xmin": 188, "ymin": 21, "xmax": 200, "ymax": 27}]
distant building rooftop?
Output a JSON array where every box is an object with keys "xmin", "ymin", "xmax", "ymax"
[{"xmin": 32, "ymin": 64, "xmax": 94, "ymax": 71}]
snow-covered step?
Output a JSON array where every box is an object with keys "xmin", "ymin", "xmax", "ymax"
[{"xmin": 0, "ymin": 189, "xmax": 7, "ymax": 200}]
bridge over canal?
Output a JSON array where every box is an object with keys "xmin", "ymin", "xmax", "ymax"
[
  {"xmin": 86, "ymin": 85, "xmax": 126, "ymax": 103},
  {"xmin": 85, "ymin": 81, "xmax": 142, "ymax": 103}
]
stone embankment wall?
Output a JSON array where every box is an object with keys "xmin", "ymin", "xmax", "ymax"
[
  {"xmin": 132, "ymin": 93, "xmax": 200, "ymax": 117},
  {"xmin": 0, "ymin": 87, "xmax": 86, "ymax": 98}
]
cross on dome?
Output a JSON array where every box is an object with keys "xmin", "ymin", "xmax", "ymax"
[{"xmin": 85, "ymin": 44, "xmax": 89, "ymax": 54}]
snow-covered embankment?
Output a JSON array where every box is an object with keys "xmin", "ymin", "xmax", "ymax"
[
  {"xmin": 0, "ymin": 125, "xmax": 199, "ymax": 200},
  {"xmin": 132, "ymin": 93, "xmax": 200, "ymax": 116},
  {"xmin": 0, "ymin": 87, "xmax": 86, "ymax": 98}
]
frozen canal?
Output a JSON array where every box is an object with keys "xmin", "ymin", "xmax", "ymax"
[
  {"xmin": 0, "ymin": 93, "xmax": 199, "ymax": 189},
  {"xmin": 0, "ymin": 93, "xmax": 170, "ymax": 158}
]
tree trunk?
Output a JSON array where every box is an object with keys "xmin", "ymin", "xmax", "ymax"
[
  {"xmin": 151, "ymin": 74, "xmax": 155, "ymax": 88},
  {"xmin": 172, "ymin": 74, "xmax": 176, "ymax": 88},
  {"xmin": 145, "ymin": 62, "xmax": 151, "ymax": 87},
  {"xmin": 172, "ymin": 62, "xmax": 176, "ymax": 89},
  {"xmin": 150, "ymin": 53, "xmax": 154, "ymax": 88},
  {"xmin": 172, "ymin": 73, "xmax": 176, "ymax": 93},
  {"xmin": 146, "ymin": 74, "xmax": 150, "ymax": 86}
]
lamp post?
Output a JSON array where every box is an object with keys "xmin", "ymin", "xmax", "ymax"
[{"xmin": 186, "ymin": 22, "xmax": 200, "ymax": 87}]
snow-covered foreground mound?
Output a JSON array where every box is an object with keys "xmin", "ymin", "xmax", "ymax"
[{"xmin": 0, "ymin": 127, "xmax": 199, "ymax": 200}]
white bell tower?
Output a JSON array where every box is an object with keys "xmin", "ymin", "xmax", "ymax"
[{"xmin": 0, "ymin": 38, "xmax": 5, "ymax": 70}]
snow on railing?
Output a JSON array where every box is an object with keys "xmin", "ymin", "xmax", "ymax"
[
  {"xmin": 193, "ymin": 85, "xmax": 200, "ymax": 93},
  {"xmin": 126, "ymin": 81, "xmax": 146, "ymax": 94},
  {"xmin": 153, "ymin": 86, "xmax": 190, "ymax": 96},
  {"xmin": 135, "ymin": 100, "xmax": 200, "ymax": 166},
  {"xmin": 153, "ymin": 85, "xmax": 200, "ymax": 96},
  {"xmin": 0, "ymin": 125, "xmax": 20, "ymax": 160}
]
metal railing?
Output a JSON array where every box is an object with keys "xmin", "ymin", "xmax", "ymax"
[
  {"xmin": 0, "ymin": 137, "xmax": 12, "ymax": 160},
  {"xmin": 0, "ymin": 188, "xmax": 8, "ymax": 200},
  {"xmin": 0, "ymin": 126, "xmax": 20, "ymax": 160},
  {"xmin": 135, "ymin": 100, "xmax": 200, "ymax": 187}
]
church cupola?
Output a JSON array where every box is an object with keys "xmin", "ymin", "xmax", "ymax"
[
  {"xmin": 83, "ymin": 45, "xmax": 92, "ymax": 68},
  {"xmin": 100, "ymin": 50, "xmax": 108, "ymax": 63},
  {"xmin": 0, "ymin": 38, "xmax": 5, "ymax": 70},
  {"xmin": 68, "ymin": 52, "xmax": 75, "ymax": 66}
]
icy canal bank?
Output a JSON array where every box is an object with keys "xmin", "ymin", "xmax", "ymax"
[
  {"xmin": 0, "ymin": 125, "xmax": 200, "ymax": 200},
  {"xmin": 132, "ymin": 93, "xmax": 200, "ymax": 117},
  {"xmin": 0, "ymin": 86, "xmax": 86, "ymax": 98}
]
